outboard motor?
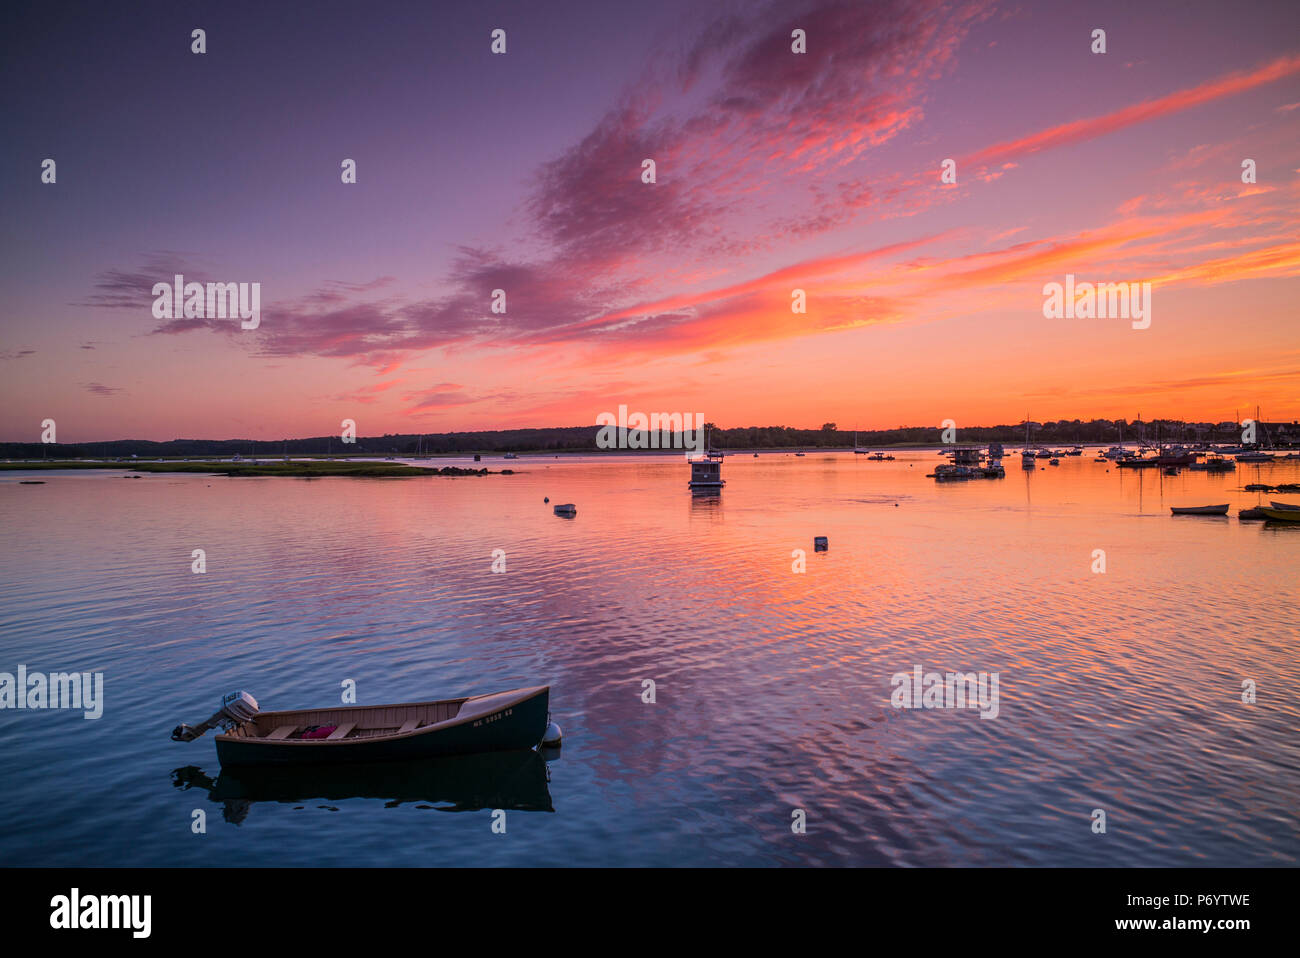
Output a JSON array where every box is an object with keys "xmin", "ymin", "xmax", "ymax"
[{"xmin": 171, "ymin": 690, "xmax": 259, "ymax": 742}]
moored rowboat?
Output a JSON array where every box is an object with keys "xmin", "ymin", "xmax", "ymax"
[
  {"xmin": 1259, "ymin": 507, "xmax": 1300, "ymax": 523},
  {"xmin": 173, "ymin": 686, "xmax": 552, "ymax": 767},
  {"xmin": 1170, "ymin": 504, "xmax": 1229, "ymax": 516}
]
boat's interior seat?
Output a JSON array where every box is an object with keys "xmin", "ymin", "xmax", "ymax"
[
  {"xmin": 325, "ymin": 723, "xmax": 355, "ymax": 741},
  {"xmin": 266, "ymin": 725, "xmax": 298, "ymax": 740},
  {"xmin": 397, "ymin": 718, "xmax": 423, "ymax": 735}
]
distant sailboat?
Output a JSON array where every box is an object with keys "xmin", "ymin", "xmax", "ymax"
[
  {"xmin": 1020, "ymin": 419, "xmax": 1036, "ymax": 469},
  {"xmin": 1236, "ymin": 406, "xmax": 1276, "ymax": 461}
]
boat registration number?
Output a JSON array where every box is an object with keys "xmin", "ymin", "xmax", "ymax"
[{"xmin": 472, "ymin": 708, "xmax": 512, "ymax": 728}]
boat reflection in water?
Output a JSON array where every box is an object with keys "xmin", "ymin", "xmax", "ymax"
[{"xmin": 171, "ymin": 748, "xmax": 555, "ymax": 825}]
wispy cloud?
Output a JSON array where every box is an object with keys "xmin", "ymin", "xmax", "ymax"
[
  {"xmin": 76, "ymin": 251, "xmax": 209, "ymax": 310},
  {"xmin": 961, "ymin": 54, "xmax": 1300, "ymax": 173}
]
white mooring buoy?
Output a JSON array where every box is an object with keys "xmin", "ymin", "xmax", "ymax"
[{"xmin": 542, "ymin": 721, "xmax": 563, "ymax": 747}]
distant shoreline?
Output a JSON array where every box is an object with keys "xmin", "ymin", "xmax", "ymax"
[
  {"xmin": 3, "ymin": 418, "xmax": 1294, "ymax": 460},
  {"xmin": 0, "ymin": 460, "xmax": 499, "ymax": 478},
  {"xmin": 4, "ymin": 435, "xmax": 1293, "ymax": 472}
]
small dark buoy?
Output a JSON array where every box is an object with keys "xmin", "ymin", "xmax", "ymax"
[
  {"xmin": 894, "ymin": 503, "xmax": 899, "ymax": 507},
  {"xmin": 814, "ymin": 536, "xmax": 828, "ymax": 551},
  {"xmin": 544, "ymin": 496, "xmax": 549, "ymax": 503},
  {"xmin": 542, "ymin": 721, "xmax": 562, "ymax": 747}
]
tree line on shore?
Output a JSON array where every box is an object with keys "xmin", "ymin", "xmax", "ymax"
[{"xmin": 4, "ymin": 418, "xmax": 1294, "ymax": 458}]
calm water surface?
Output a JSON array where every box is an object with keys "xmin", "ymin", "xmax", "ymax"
[{"xmin": 1, "ymin": 451, "xmax": 1297, "ymax": 866}]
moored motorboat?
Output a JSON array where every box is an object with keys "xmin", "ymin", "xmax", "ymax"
[
  {"xmin": 1155, "ymin": 446, "xmax": 1197, "ymax": 467},
  {"xmin": 1190, "ymin": 455, "xmax": 1235, "ymax": 471},
  {"xmin": 688, "ymin": 429, "xmax": 727, "ymax": 488},
  {"xmin": 1259, "ymin": 507, "xmax": 1300, "ymax": 523},
  {"xmin": 688, "ymin": 457, "xmax": 725, "ymax": 488},
  {"xmin": 1170, "ymin": 504, "xmax": 1229, "ymax": 516},
  {"xmin": 172, "ymin": 686, "xmax": 554, "ymax": 767},
  {"xmin": 929, "ymin": 445, "xmax": 1004, "ymax": 480}
]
